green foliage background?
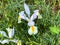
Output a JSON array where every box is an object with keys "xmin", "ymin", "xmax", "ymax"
[{"xmin": 0, "ymin": 0, "xmax": 60, "ymax": 45}]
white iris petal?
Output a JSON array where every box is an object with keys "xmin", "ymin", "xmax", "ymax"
[
  {"xmin": 34, "ymin": 10, "xmax": 39, "ymax": 13},
  {"xmin": 19, "ymin": 11, "xmax": 25, "ymax": 19},
  {"xmin": 28, "ymin": 26, "xmax": 38, "ymax": 35},
  {"xmin": 1, "ymin": 39, "xmax": 9, "ymax": 44},
  {"xmin": 34, "ymin": 10, "xmax": 42, "ymax": 19},
  {"xmin": 30, "ymin": 13, "xmax": 38, "ymax": 21},
  {"xmin": 28, "ymin": 21, "xmax": 35, "ymax": 26},
  {"xmin": 0, "ymin": 31, "xmax": 7, "ymax": 37},
  {"xmin": 33, "ymin": 27, "xmax": 38, "ymax": 34},
  {"xmin": 19, "ymin": 11, "xmax": 29, "ymax": 21},
  {"xmin": 24, "ymin": 3, "xmax": 30, "ymax": 17}
]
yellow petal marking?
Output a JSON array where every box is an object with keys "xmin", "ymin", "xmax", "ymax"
[{"xmin": 31, "ymin": 26, "xmax": 35, "ymax": 32}]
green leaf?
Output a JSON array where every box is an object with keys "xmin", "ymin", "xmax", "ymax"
[
  {"xmin": 49, "ymin": 26, "xmax": 60, "ymax": 34},
  {"xmin": 0, "ymin": 34, "xmax": 3, "ymax": 38}
]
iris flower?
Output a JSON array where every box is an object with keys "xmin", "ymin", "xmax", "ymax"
[
  {"xmin": 6, "ymin": 27, "xmax": 14, "ymax": 38},
  {"xmin": 0, "ymin": 27, "xmax": 14, "ymax": 44},
  {"xmin": 19, "ymin": 3, "xmax": 39, "ymax": 35},
  {"xmin": 0, "ymin": 27, "xmax": 21, "ymax": 45}
]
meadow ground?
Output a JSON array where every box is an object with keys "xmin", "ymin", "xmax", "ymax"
[{"xmin": 0, "ymin": 0, "xmax": 60, "ymax": 45}]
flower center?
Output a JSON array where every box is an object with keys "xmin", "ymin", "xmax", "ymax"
[{"xmin": 31, "ymin": 26, "xmax": 35, "ymax": 32}]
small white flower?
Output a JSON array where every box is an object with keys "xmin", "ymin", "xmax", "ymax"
[
  {"xmin": 6, "ymin": 27, "xmax": 14, "ymax": 38},
  {"xmin": 28, "ymin": 26, "xmax": 38, "ymax": 35}
]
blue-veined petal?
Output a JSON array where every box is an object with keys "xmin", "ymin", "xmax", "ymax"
[
  {"xmin": 34, "ymin": 10, "xmax": 39, "ymax": 15},
  {"xmin": 24, "ymin": 3, "xmax": 30, "ymax": 17},
  {"xmin": 0, "ymin": 31, "xmax": 7, "ymax": 37},
  {"xmin": 1, "ymin": 39, "xmax": 9, "ymax": 44},
  {"xmin": 34, "ymin": 10, "xmax": 42, "ymax": 19},
  {"xmin": 30, "ymin": 13, "xmax": 38, "ymax": 21},
  {"xmin": 19, "ymin": 11, "xmax": 25, "ymax": 19},
  {"xmin": 28, "ymin": 21, "xmax": 35, "ymax": 26},
  {"xmin": 19, "ymin": 11, "xmax": 29, "ymax": 21}
]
